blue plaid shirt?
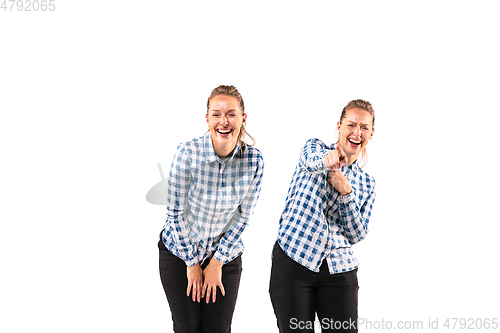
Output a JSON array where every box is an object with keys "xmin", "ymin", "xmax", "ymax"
[
  {"xmin": 276, "ymin": 138, "xmax": 376, "ymax": 274},
  {"xmin": 162, "ymin": 133, "xmax": 264, "ymax": 267}
]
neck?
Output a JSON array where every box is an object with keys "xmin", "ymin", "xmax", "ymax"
[
  {"xmin": 213, "ymin": 141, "xmax": 237, "ymax": 158},
  {"xmin": 344, "ymin": 150, "xmax": 360, "ymax": 164}
]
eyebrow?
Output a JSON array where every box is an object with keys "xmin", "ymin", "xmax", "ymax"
[
  {"xmin": 210, "ymin": 109, "xmax": 238, "ymax": 112},
  {"xmin": 347, "ymin": 120, "xmax": 371, "ymax": 126}
]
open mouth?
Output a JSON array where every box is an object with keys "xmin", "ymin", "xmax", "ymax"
[
  {"xmin": 217, "ymin": 129, "xmax": 233, "ymax": 135},
  {"xmin": 348, "ymin": 138, "xmax": 362, "ymax": 147}
]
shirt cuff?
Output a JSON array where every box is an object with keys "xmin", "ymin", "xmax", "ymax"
[
  {"xmin": 338, "ymin": 190, "xmax": 355, "ymax": 204},
  {"xmin": 213, "ymin": 252, "xmax": 228, "ymax": 264},
  {"xmin": 213, "ymin": 245, "xmax": 243, "ymax": 265},
  {"xmin": 181, "ymin": 244, "xmax": 198, "ymax": 267},
  {"xmin": 319, "ymin": 150, "xmax": 330, "ymax": 169},
  {"xmin": 184, "ymin": 256, "xmax": 199, "ymax": 267}
]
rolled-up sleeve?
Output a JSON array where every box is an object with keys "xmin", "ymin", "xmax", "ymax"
[{"xmin": 299, "ymin": 138, "xmax": 330, "ymax": 173}]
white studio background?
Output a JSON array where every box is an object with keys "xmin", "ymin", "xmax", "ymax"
[{"xmin": 1, "ymin": 1, "xmax": 499, "ymax": 332}]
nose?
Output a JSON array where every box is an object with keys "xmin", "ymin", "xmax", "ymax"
[
  {"xmin": 353, "ymin": 125, "xmax": 361, "ymax": 136},
  {"xmin": 220, "ymin": 115, "xmax": 228, "ymax": 125}
]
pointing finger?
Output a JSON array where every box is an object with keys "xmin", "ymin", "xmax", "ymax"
[
  {"xmin": 336, "ymin": 144, "xmax": 345, "ymax": 158},
  {"xmin": 336, "ymin": 145, "xmax": 347, "ymax": 166}
]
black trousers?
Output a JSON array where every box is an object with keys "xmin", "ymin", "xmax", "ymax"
[
  {"xmin": 269, "ymin": 242, "xmax": 358, "ymax": 333},
  {"xmin": 158, "ymin": 238, "xmax": 242, "ymax": 333}
]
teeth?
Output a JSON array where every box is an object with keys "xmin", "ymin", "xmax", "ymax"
[
  {"xmin": 349, "ymin": 138, "xmax": 361, "ymax": 144},
  {"xmin": 218, "ymin": 129, "xmax": 231, "ymax": 134}
]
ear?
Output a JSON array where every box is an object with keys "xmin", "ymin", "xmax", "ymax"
[
  {"xmin": 205, "ymin": 113, "xmax": 209, "ymax": 124},
  {"xmin": 337, "ymin": 121, "xmax": 341, "ymax": 132},
  {"xmin": 242, "ymin": 113, "xmax": 247, "ymax": 124}
]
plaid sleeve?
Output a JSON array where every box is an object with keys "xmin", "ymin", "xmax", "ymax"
[
  {"xmin": 337, "ymin": 179, "xmax": 376, "ymax": 244},
  {"xmin": 299, "ymin": 138, "xmax": 330, "ymax": 173},
  {"xmin": 213, "ymin": 152, "xmax": 265, "ymax": 264},
  {"xmin": 165, "ymin": 143, "xmax": 198, "ymax": 267}
]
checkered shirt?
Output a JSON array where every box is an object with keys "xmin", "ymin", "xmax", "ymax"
[
  {"xmin": 276, "ymin": 138, "xmax": 376, "ymax": 274},
  {"xmin": 162, "ymin": 133, "xmax": 264, "ymax": 267}
]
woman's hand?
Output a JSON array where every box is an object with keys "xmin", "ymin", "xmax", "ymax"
[
  {"xmin": 324, "ymin": 145, "xmax": 347, "ymax": 170},
  {"xmin": 327, "ymin": 168, "xmax": 352, "ymax": 196},
  {"xmin": 186, "ymin": 263, "xmax": 203, "ymax": 302},
  {"xmin": 202, "ymin": 258, "xmax": 225, "ymax": 303}
]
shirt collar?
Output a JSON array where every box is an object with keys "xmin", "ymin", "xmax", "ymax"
[
  {"xmin": 203, "ymin": 132, "xmax": 241, "ymax": 165},
  {"xmin": 342, "ymin": 160, "xmax": 361, "ymax": 174}
]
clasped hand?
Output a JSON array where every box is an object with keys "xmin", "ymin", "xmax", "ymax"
[
  {"xmin": 186, "ymin": 258, "xmax": 225, "ymax": 303},
  {"xmin": 325, "ymin": 145, "xmax": 352, "ymax": 196}
]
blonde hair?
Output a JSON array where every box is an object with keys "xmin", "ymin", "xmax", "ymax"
[
  {"xmin": 338, "ymin": 99, "xmax": 375, "ymax": 167},
  {"xmin": 206, "ymin": 85, "xmax": 255, "ymax": 147}
]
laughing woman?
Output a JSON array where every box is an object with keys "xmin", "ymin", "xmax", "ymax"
[
  {"xmin": 159, "ymin": 85, "xmax": 264, "ymax": 333},
  {"xmin": 269, "ymin": 99, "xmax": 376, "ymax": 333}
]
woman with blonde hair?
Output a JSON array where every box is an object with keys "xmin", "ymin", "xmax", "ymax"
[
  {"xmin": 269, "ymin": 99, "xmax": 376, "ymax": 332},
  {"xmin": 159, "ymin": 85, "xmax": 264, "ymax": 333}
]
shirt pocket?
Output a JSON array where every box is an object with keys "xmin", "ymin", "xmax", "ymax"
[{"xmin": 231, "ymin": 170, "xmax": 254, "ymax": 205}]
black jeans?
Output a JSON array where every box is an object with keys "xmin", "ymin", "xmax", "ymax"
[
  {"xmin": 269, "ymin": 242, "xmax": 358, "ymax": 333},
  {"xmin": 158, "ymin": 237, "xmax": 242, "ymax": 333}
]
